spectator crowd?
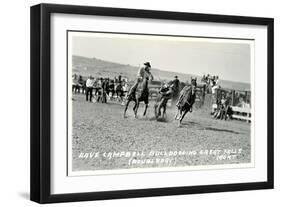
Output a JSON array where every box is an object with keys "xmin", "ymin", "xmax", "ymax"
[{"xmin": 72, "ymin": 74, "xmax": 129, "ymax": 104}]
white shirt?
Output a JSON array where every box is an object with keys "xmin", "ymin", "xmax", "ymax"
[
  {"xmin": 212, "ymin": 85, "xmax": 219, "ymax": 94},
  {"xmin": 86, "ymin": 78, "xmax": 95, "ymax": 87}
]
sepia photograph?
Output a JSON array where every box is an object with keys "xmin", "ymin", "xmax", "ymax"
[{"xmin": 67, "ymin": 31, "xmax": 254, "ymax": 176}]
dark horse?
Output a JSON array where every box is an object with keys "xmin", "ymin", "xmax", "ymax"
[
  {"xmin": 123, "ymin": 77, "xmax": 149, "ymax": 118},
  {"xmin": 174, "ymin": 82, "xmax": 197, "ymax": 126}
]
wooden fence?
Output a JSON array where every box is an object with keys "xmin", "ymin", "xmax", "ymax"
[{"xmin": 231, "ymin": 106, "xmax": 251, "ymax": 122}]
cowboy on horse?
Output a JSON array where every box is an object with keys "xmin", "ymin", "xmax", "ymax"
[
  {"xmin": 124, "ymin": 62, "xmax": 154, "ymax": 118},
  {"xmin": 127, "ymin": 62, "xmax": 154, "ymax": 97}
]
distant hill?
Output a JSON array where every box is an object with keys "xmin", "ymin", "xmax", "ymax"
[{"xmin": 72, "ymin": 55, "xmax": 250, "ymax": 91}]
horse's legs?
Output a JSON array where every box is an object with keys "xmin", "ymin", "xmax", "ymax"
[
  {"xmin": 154, "ymin": 103, "xmax": 158, "ymax": 118},
  {"xmin": 178, "ymin": 109, "xmax": 188, "ymax": 126},
  {"xmin": 157, "ymin": 103, "xmax": 161, "ymax": 118},
  {"xmin": 133, "ymin": 100, "xmax": 137, "ymax": 111},
  {"xmin": 175, "ymin": 107, "xmax": 183, "ymax": 120},
  {"xmin": 162, "ymin": 104, "xmax": 166, "ymax": 118},
  {"xmin": 143, "ymin": 104, "xmax": 148, "ymax": 116},
  {"xmin": 157, "ymin": 98, "xmax": 164, "ymax": 118},
  {"xmin": 174, "ymin": 108, "xmax": 180, "ymax": 120},
  {"xmin": 123, "ymin": 99, "xmax": 131, "ymax": 118},
  {"xmin": 134, "ymin": 99, "xmax": 139, "ymax": 118}
]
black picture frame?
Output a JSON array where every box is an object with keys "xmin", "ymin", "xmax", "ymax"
[{"xmin": 30, "ymin": 3, "xmax": 274, "ymax": 204}]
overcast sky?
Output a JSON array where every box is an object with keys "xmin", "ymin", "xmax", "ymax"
[{"xmin": 71, "ymin": 32, "xmax": 252, "ymax": 83}]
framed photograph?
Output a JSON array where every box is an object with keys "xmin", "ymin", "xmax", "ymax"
[{"xmin": 30, "ymin": 3, "xmax": 274, "ymax": 203}]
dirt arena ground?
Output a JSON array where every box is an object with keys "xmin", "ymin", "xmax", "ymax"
[{"xmin": 71, "ymin": 93, "xmax": 251, "ymax": 172}]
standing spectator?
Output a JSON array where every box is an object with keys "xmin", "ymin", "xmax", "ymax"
[
  {"xmin": 204, "ymin": 74, "xmax": 210, "ymax": 84},
  {"xmin": 215, "ymin": 76, "xmax": 219, "ymax": 85},
  {"xmin": 206, "ymin": 74, "xmax": 211, "ymax": 93},
  {"xmin": 105, "ymin": 78, "xmax": 110, "ymax": 96},
  {"xmin": 211, "ymin": 76, "xmax": 220, "ymax": 94},
  {"xmin": 123, "ymin": 81, "xmax": 129, "ymax": 94},
  {"xmin": 95, "ymin": 78, "xmax": 103, "ymax": 102},
  {"xmin": 118, "ymin": 75, "xmax": 122, "ymax": 83},
  {"xmin": 122, "ymin": 81, "xmax": 129, "ymax": 104},
  {"xmin": 211, "ymin": 77, "xmax": 220, "ymax": 114},
  {"xmin": 101, "ymin": 78, "xmax": 107, "ymax": 103},
  {"xmin": 81, "ymin": 80, "xmax": 86, "ymax": 94},
  {"xmin": 108, "ymin": 79, "xmax": 115, "ymax": 100},
  {"xmin": 85, "ymin": 76, "xmax": 95, "ymax": 102},
  {"xmin": 200, "ymin": 75, "xmax": 207, "ymax": 106},
  {"xmin": 72, "ymin": 74, "xmax": 79, "ymax": 93},
  {"xmin": 77, "ymin": 75, "xmax": 84, "ymax": 93},
  {"xmin": 115, "ymin": 81, "xmax": 123, "ymax": 102}
]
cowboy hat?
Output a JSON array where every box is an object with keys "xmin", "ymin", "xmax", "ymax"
[{"xmin": 144, "ymin": 62, "xmax": 151, "ymax": 67}]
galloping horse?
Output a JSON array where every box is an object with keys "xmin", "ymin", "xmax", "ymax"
[
  {"xmin": 123, "ymin": 77, "xmax": 149, "ymax": 118},
  {"xmin": 175, "ymin": 80, "xmax": 197, "ymax": 126}
]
